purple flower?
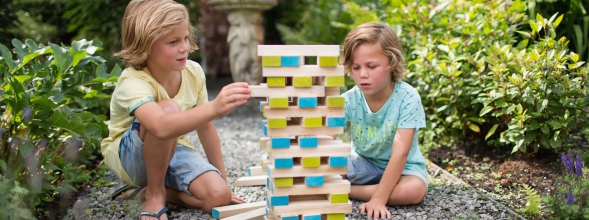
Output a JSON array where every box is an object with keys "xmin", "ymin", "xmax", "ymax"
[
  {"xmin": 23, "ymin": 107, "xmax": 32, "ymax": 122},
  {"xmin": 562, "ymin": 153, "xmax": 575, "ymax": 174},
  {"xmin": 575, "ymin": 154, "xmax": 583, "ymax": 177},
  {"xmin": 566, "ymin": 188, "xmax": 574, "ymax": 205}
]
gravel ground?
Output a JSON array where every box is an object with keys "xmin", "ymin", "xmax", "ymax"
[{"xmin": 66, "ymin": 91, "xmax": 526, "ymax": 220}]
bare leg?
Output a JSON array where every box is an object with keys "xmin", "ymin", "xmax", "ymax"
[
  {"xmin": 349, "ymin": 175, "xmax": 427, "ymax": 206},
  {"xmin": 139, "ymin": 100, "xmax": 180, "ymax": 220}
]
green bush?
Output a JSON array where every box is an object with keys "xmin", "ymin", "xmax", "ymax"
[{"xmin": 0, "ymin": 38, "xmax": 120, "ymax": 218}]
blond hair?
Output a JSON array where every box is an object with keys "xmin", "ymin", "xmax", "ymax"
[
  {"xmin": 115, "ymin": 0, "xmax": 198, "ymax": 70},
  {"xmin": 342, "ymin": 22, "xmax": 404, "ymax": 82}
]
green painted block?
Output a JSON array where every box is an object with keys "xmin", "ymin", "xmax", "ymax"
[
  {"xmin": 330, "ymin": 193, "xmax": 348, "ymax": 204},
  {"xmin": 267, "ymin": 77, "xmax": 286, "ymax": 87},
  {"xmin": 319, "ymin": 56, "xmax": 339, "ymax": 67},
  {"xmin": 274, "ymin": 177, "xmax": 293, "ymax": 187},
  {"xmin": 293, "ymin": 76, "xmax": 312, "ymax": 87},
  {"xmin": 326, "ymin": 213, "xmax": 345, "ymax": 220},
  {"xmin": 269, "ymin": 97, "xmax": 289, "ymax": 108},
  {"xmin": 268, "ymin": 118, "xmax": 287, "ymax": 128},
  {"xmin": 325, "ymin": 76, "xmax": 345, "ymax": 87},
  {"xmin": 301, "ymin": 157, "xmax": 320, "ymax": 167},
  {"xmin": 303, "ymin": 117, "xmax": 322, "ymax": 127},
  {"xmin": 326, "ymin": 96, "xmax": 344, "ymax": 108},
  {"xmin": 262, "ymin": 56, "xmax": 281, "ymax": 66}
]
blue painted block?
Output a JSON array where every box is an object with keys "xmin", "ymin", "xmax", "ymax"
[
  {"xmin": 271, "ymin": 137, "xmax": 291, "ymax": 148},
  {"xmin": 266, "ymin": 177, "xmax": 270, "ymax": 188},
  {"xmin": 303, "ymin": 214, "xmax": 322, "ymax": 220},
  {"xmin": 329, "ymin": 156, "xmax": 348, "ymax": 167},
  {"xmin": 275, "ymin": 158, "xmax": 293, "ymax": 169},
  {"xmin": 281, "ymin": 56, "xmax": 300, "ymax": 66},
  {"xmin": 266, "ymin": 165, "xmax": 271, "ymax": 177},
  {"xmin": 265, "ymin": 207, "xmax": 269, "ymax": 218},
  {"xmin": 248, "ymin": 167, "xmax": 251, "ymax": 176},
  {"xmin": 326, "ymin": 117, "xmax": 345, "ymax": 127},
  {"xmin": 270, "ymin": 195, "xmax": 289, "ymax": 206},
  {"xmin": 212, "ymin": 208, "xmax": 220, "ymax": 218},
  {"xmin": 259, "ymin": 102, "xmax": 263, "ymax": 112},
  {"xmin": 299, "ymin": 137, "xmax": 318, "ymax": 148},
  {"xmin": 261, "ymin": 120, "xmax": 267, "ymax": 136},
  {"xmin": 282, "ymin": 216, "xmax": 299, "ymax": 220},
  {"xmin": 298, "ymin": 97, "xmax": 317, "ymax": 108},
  {"xmin": 305, "ymin": 176, "xmax": 324, "ymax": 187}
]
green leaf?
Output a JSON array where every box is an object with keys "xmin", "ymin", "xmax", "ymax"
[
  {"xmin": 553, "ymin": 14, "xmax": 564, "ymax": 28},
  {"xmin": 0, "ymin": 44, "xmax": 18, "ymax": 72},
  {"xmin": 516, "ymin": 31, "xmax": 532, "ymax": 39},
  {"xmin": 14, "ymin": 75, "xmax": 31, "ymax": 84},
  {"xmin": 49, "ymin": 43, "xmax": 72, "ymax": 74},
  {"xmin": 480, "ymin": 106, "xmax": 494, "ymax": 116},
  {"xmin": 485, "ymin": 124, "xmax": 498, "ymax": 140},
  {"xmin": 11, "ymin": 39, "xmax": 28, "ymax": 61},
  {"xmin": 530, "ymin": 20, "xmax": 538, "ymax": 33},
  {"xmin": 85, "ymin": 123, "xmax": 103, "ymax": 140},
  {"xmin": 495, "ymin": 99, "xmax": 508, "ymax": 108},
  {"xmin": 546, "ymin": 120, "xmax": 563, "ymax": 129},
  {"xmin": 71, "ymin": 51, "xmax": 87, "ymax": 67},
  {"xmin": 0, "ymin": 159, "xmax": 6, "ymax": 172},
  {"xmin": 109, "ymin": 64, "xmax": 122, "ymax": 77},
  {"xmin": 50, "ymin": 90, "xmax": 65, "ymax": 104},
  {"xmin": 469, "ymin": 123, "xmax": 480, "ymax": 133},
  {"xmin": 538, "ymin": 99, "xmax": 548, "ymax": 112}
]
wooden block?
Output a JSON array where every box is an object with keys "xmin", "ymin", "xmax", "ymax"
[
  {"xmin": 272, "ymin": 141, "xmax": 350, "ymax": 158},
  {"xmin": 275, "ymin": 158, "xmax": 293, "ymax": 169},
  {"xmin": 267, "ymin": 77, "xmax": 286, "ymax": 87},
  {"xmin": 302, "ymin": 117, "xmax": 322, "ymax": 128},
  {"xmin": 262, "ymin": 56, "xmax": 281, "ymax": 66},
  {"xmin": 302, "ymin": 157, "xmax": 321, "ymax": 167},
  {"xmin": 260, "ymin": 137, "xmax": 269, "ymax": 149},
  {"xmin": 269, "ymin": 97, "xmax": 289, "ymax": 108},
  {"xmin": 263, "ymin": 65, "xmax": 344, "ymax": 77},
  {"xmin": 293, "ymin": 76, "xmax": 312, "ymax": 87},
  {"xmin": 325, "ymin": 87, "xmax": 341, "ymax": 96},
  {"xmin": 270, "ymin": 195, "xmax": 289, "ymax": 206},
  {"xmin": 302, "ymin": 214, "xmax": 321, "ymax": 220},
  {"xmin": 329, "ymin": 194, "xmax": 349, "ymax": 204},
  {"xmin": 267, "ymin": 125, "xmax": 343, "ymax": 137},
  {"xmin": 298, "ymin": 136, "xmax": 318, "ymax": 148},
  {"xmin": 305, "ymin": 176, "xmax": 324, "ymax": 187},
  {"xmin": 327, "ymin": 213, "xmax": 345, "ymax": 220},
  {"xmin": 281, "ymin": 216, "xmax": 299, "ymax": 220},
  {"xmin": 248, "ymin": 166, "xmax": 265, "ymax": 176},
  {"xmin": 298, "ymin": 97, "xmax": 317, "ymax": 108},
  {"xmin": 268, "ymin": 118, "xmax": 287, "ymax": 129},
  {"xmin": 281, "ymin": 56, "xmax": 300, "ymax": 66},
  {"xmin": 258, "ymin": 45, "xmax": 340, "ymax": 56},
  {"xmin": 212, "ymin": 201, "xmax": 266, "ymax": 219},
  {"xmin": 266, "ymin": 164, "xmax": 346, "ymax": 178},
  {"xmin": 326, "ymin": 117, "xmax": 345, "ymax": 127},
  {"xmin": 249, "ymin": 85, "xmax": 325, "ymax": 98},
  {"xmin": 326, "ymin": 96, "xmax": 344, "ymax": 108},
  {"xmin": 221, "ymin": 207, "xmax": 265, "ymax": 220},
  {"xmin": 272, "ymin": 200, "xmax": 352, "ymax": 216},
  {"xmin": 319, "ymin": 56, "xmax": 339, "ymax": 67},
  {"xmin": 236, "ymin": 176, "xmax": 267, "ymax": 186},
  {"xmin": 325, "ymin": 76, "xmax": 345, "ymax": 87},
  {"xmin": 272, "ymin": 179, "xmax": 350, "ymax": 196},
  {"xmin": 271, "ymin": 137, "xmax": 291, "ymax": 149},
  {"xmin": 274, "ymin": 177, "xmax": 294, "ymax": 188},
  {"xmin": 328, "ymin": 156, "xmax": 348, "ymax": 167},
  {"xmin": 265, "ymin": 106, "xmax": 344, "ymax": 118}
]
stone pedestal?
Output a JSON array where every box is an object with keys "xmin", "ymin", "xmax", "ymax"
[{"xmin": 207, "ymin": 0, "xmax": 277, "ymax": 85}]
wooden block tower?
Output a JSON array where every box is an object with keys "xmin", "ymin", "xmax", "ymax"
[{"xmin": 250, "ymin": 45, "xmax": 352, "ymax": 220}]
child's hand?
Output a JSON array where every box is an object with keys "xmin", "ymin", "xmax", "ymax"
[
  {"xmin": 230, "ymin": 193, "xmax": 244, "ymax": 204},
  {"xmin": 212, "ymin": 82, "xmax": 250, "ymax": 116},
  {"xmin": 359, "ymin": 199, "xmax": 391, "ymax": 219}
]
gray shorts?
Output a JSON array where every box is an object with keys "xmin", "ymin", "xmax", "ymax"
[
  {"xmin": 118, "ymin": 120, "xmax": 220, "ymax": 195},
  {"xmin": 347, "ymin": 151, "xmax": 428, "ymax": 189}
]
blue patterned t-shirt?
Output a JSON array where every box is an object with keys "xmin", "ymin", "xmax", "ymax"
[{"xmin": 342, "ymin": 82, "xmax": 427, "ymax": 179}]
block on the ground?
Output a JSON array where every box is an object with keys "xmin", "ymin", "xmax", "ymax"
[
  {"xmin": 325, "ymin": 76, "xmax": 345, "ymax": 87},
  {"xmin": 281, "ymin": 56, "xmax": 300, "ymax": 67},
  {"xmin": 267, "ymin": 77, "xmax": 286, "ymax": 87},
  {"xmin": 293, "ymin": 76, "xmax": 312, "ymax": 87},
  {"xmin": 268, "ymin": 118, "xmax": 287, "ymax": 129},
  {"xmin": 302, "ymin": 117, "xmax": 322, "ymax": 128},
  {"xmin": 269, "ymin": 97, "xmax": 289, "ymax": 108},
  {"xmin": 302, "ymin": 157, "xmax": 321, "ymax": 168},
  {"xmin": 211, "ymin": 201, "xmax": 266, "ymax": 219},
  {"xmin": 236, "ymin": 176, "xmax": 267, "ymax": 186},
  {"xmin": 326, "ymin": 96, "xmax": 344, "ymax": 108},
  {"xmin": 319, "ymin": 56, "xmax": 339, "ymax": 67},
  {"xmin": 305, "ymin": 176, "xmax": 324, "ymax": 187},
  {"xmin": 262, "ymin": 56, "xmax": 281, "ymax": 66},
  {"xmin": 298, "ymin": 97, "xmax": 317, "ymax": 108},
  {"xmin": 329, "ymin": 156, "xmax": 347, "ymax": 167}
]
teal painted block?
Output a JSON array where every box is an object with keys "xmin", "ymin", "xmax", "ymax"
[
  {"xmin": 212, "ymin": 208, "xmax": 220, "ymax": 218},
  {"xmin": 275, "ymin": 158, "xmax": 293, "ymax": 169},
  {"xmin": 266, "ymin": 165, "xmax": 271, "ymax": 177},
  {"xmin": 305, "ymin": 176, "xmax": 324, "ymax": 187},
  {"xmin": 261, "ymin": 120, "xmax": 267, "ymax": 136},
  {"xmin": 303, "ymin": 214, "xmax": 322, "ymax": 220},
  {"xmin": 248, "ymin": 167, "xmax": 251, "ymax": 176},
  {"xmin": 281, "ymin": 56, "xmax": 300, "ymax": 66},
  {"xmin": 329, "ymin": 156, "xmax": 348, "ymax": 167},
  {"xmin": 271, "ymin": 137, "xmax": 291, "ymax": 148},
  {"xmin": 299, "ymin": 137, "xmax": 318, "ymax": 148},
  {"xmin": 266, "ymin": 177, "xmax": 270, "ymax": 188},
  {"xmin": 283, "ymin": 216, "xmax": 299, "ymax": 220},
  {"xmin": 326, "ymin": 117, "xmax": 345, "ymax": 127},
  {"xmin": 271, "ymin": 195, "xmax": 289, "ymax": 206},
  {"xmin": 298, "ymin": 97, "xmax": 318, "ymax": 108}
]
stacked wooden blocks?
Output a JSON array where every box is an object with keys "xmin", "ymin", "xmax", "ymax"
[{"xmin": 250, "ymin": 45, "xmax": 352, "ymax": 220}]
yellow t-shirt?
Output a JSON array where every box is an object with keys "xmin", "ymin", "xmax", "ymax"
[{"xmin": 101, "ymin": 60, "xmax": 209, "ymax": 185}]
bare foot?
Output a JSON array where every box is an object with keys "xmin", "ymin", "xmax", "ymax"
[
  {"xmin": 140, "ymin": 190, "xmax": 167, "ymax": 220},
  {"xmin": 113, "ymin": 187, "xmax": 145, "ymax": 200}
]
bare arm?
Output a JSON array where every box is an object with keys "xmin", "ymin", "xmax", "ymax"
[{"xmin": 197, "ymin": 121, "xmax": 227, "ymax": 179}]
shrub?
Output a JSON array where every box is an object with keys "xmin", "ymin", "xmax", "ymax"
[{"xmin": 0, "ymin": 38, "xmax": 120, "ymax": 217}]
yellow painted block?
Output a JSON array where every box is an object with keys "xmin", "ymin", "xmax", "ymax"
[
  {"xmin": 262, "ymin": 56, "xmax": 281, "ymax": 66},
  {"xmin": 326, "ymin": 96, "xmax": 344, "ymax": 108},
  {"xmin": 267, "ymin": 77, "xmax": 286, "ymax": 87},
  {"xmin": 274, "ymin": 177, "xmax": 293, "ymax": 187},
  {"xmin": 262, "ymin": 105, "xmax": 266, "ymax": 117},
  {"xmin": 319, "ymin": 56, "xmax": 339, "ymax": 67},
  {"xmin": 268, "ymin": 118, "xmax": 287, "ymax": 129},
  {"xmin": 301, "ymin": 157, "xmax": 320, "ymax": 167},
  {"xmin": 269, "ymin": 97, "xmax": 289, "ymax": 108},
  {"xmin": 325, "ymin": 76, "xmax": 345, "ymax": 87},
  {"xmin": 303, "ymin": 117, "xmax": 322, "ymax": 128},
  {"xmin": 329, "ymin": 194, "xmax": 348, "ymax": 204},
  {"xmin": 327, "ymin": 213, "xmax": 345, "ymax": 220},
  {"xmin": 293, "ymin": 76, "xmax": 312, "ymax": 87}
]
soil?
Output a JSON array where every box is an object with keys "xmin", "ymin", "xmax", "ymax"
[{"xmin": 428, "ymin": 142, "xmax": 563, "ymax": 220}]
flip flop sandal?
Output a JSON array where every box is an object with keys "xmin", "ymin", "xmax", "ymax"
[
  {"xmin": 110, "ymin": 185, "xmax": 137, "ymax": 201},
  {"xmin": 140, "ymin": 207, "xmax": 169, "ymax": 220}
]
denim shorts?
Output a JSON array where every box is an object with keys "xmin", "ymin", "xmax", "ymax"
[
  {"xmin": 119, "ymin": 120, "xmax": 221, "ymax": 195},
  {"xmin": 347, "ymin": 151, "xmax": 428, "ymax": 188}
]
